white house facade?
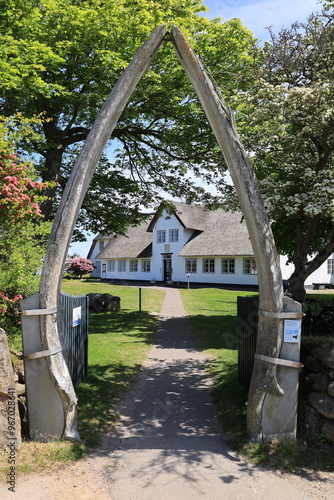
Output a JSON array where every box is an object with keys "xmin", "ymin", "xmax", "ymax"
[{"xmin": 87, "ymin": 202, "xmax": 334, "ymax": 289}]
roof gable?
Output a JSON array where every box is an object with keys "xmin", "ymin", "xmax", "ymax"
[{"xmin": 147, "ymin": 201, "xmax": 208, "ymax": 232}]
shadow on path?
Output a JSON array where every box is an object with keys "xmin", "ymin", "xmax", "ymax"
[{"xmin": 91, "ymin": 289, "xmax": 311, "ymax": 500}]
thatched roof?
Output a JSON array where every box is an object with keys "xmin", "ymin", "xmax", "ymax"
[
  {"xmin": 96, "ymin": 221, "xmax": 152, "ymax": 259},
  {"xmin": 179, "ymin": 210, "xmax": 254, "ymax": 256},
  {"xmin": 96, "ymin": 202, "xmax": 254, "ymax": 259}
]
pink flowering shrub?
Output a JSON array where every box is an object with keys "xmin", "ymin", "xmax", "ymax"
[
  {"xmin": 0, "ymin": 291, "xmax": 23, "ymax": 322},
  {"xmin": 0, "ymin": 153, "xmax": 49, "ymax": 224},
  {"xmin": 66, "ymin": 257, "xmax": 95, "ymax": 278}
]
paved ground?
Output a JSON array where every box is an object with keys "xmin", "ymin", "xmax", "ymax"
[{"xmin": 1, "ymin": 287, "xmax": 333, "ymax": 499}]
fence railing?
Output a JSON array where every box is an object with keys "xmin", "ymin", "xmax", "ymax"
[
  {"xmin": 60, "ymin": 292, "xmax": 89, "ymax": 390},
  {"xmin": 237, "ymin": 295, "xmax": 259, "ymax": 390}
]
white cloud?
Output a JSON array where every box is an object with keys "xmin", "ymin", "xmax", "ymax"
[{"xmin": 202, "ymin": 0, "xmax": 322, "ymax": 42}]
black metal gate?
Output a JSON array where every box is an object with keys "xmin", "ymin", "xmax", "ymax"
[
  {"xmin": 237, "ymin": 295, "xmax": 258, "ymax": 390},
  {"xmin": 60, "ymin": 292, "xmax": 89, "ymax": 389}
]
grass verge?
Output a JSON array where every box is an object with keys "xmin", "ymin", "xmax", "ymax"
[
  {"xmin": 1, "ymin": 279, "xmax": 164, "ymax": 479},
  {"xmin": 180, "ymin": 287, "xmax": 334, "ymax": 473}
]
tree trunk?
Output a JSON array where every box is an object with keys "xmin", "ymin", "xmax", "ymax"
[
  {"xmin": 287, "ymin": 218, "xmax": 334, "ymax": 303},
  {"xmin": 40, "ymin": 148, "xmax": 63, "ymax": 220},
  {"xmin": 288, "ymin": 274, "xmax": 307, "ymax": 303}
]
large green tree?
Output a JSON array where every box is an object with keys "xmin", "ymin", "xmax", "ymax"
[
  {"xmin": 232, "ymin": 2, "xmax": 334, "ymax": 302},
  {"xmin": 0, "ymin": 0, "xmax": 255, "ymax": 238}
]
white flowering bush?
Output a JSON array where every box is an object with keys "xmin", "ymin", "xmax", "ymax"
[{"xmin": 231, "ymin": 5, "xmax": 334, "ymax": 301}]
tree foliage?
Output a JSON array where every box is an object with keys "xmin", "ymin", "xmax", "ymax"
[
  {"xmin": 0, "ymin": 0, "xmax": 256, "ymax": 237},
  {"xmin": 232, "ymin": 1, "xmax": 334, "ymax": 301}
]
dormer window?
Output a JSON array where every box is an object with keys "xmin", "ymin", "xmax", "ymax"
[{"xmin": 99, "ymin": 241, "xmax": 104, "ymax": 251}]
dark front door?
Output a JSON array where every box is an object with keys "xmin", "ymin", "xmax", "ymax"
[{"xmin": 163, "ymin": 255, "xmax": 172, "ymax": 281}]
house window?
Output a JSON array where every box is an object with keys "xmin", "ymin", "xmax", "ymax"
[
  {"xmin": 169, "ymin": 229, "xmax": 179, "ymax": 242},
  {"xmin": 118, "ymin": 260, "xmax": 126, "ymax": 272},
  {"xmin": 157, "ymin": 230, "xmax": 166, "ymax": 243},
  {"xmin": 107, "ymin": 260, "xmax": 115, "ymax": 272},
  {"xmin": 328, "ymin": 259, "xmax": 334, "ymax": 274},
  {"xmin": 99, "ymin": 241, "xmax": 104, "ymax": 251},
  {"xmin": 221, "ymin": 258, "xmax": 235, "ymax": 274},
  {"xmin": 185, "ymin": 258, "xmax": 197, "ymax": 273},
  {"xmin": 141, "ymin": 259, "xmax": 151, "ymax": 272},
  {"xmin": 203, "ymin": 258, "xmax": 215, "ymax": 273},
  {"xmin": 130, "ymin": 260, "xmax": 138, "ymax": 272},
  {"xmin": 243, "ymin": 257, "xmax": 257, "ymax": 275}
]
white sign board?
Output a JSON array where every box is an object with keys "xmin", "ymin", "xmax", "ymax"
[
  {"xmin": 284, "ymin": 319, "xmax": 301, "ymax": 343},
  {"xmin": 72, "ymin": 306, "xmax": 82, "ymax": 327}
]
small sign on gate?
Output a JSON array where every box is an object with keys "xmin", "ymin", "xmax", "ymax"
[
  {"xmin": 284, "ymin": 319, "xmax": 301, "ymax": 343},
  {"xmin": 72, "ymin": 306, "xmax": 82, "ymax": 327}
]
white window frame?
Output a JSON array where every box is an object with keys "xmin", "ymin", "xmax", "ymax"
[
  {"xmin": 243, "ymin": 257, "xmax": 257, "ymax": 275},
  {"xmin": 107, "ymin": 260, "xmax": 115, "ymax": 272},
  {"xmin": 203, "ymin": 258, "xmax": 215, "ymax": 273},
  {"xmin": 185, "ymin": 258, "xmax": 197, "ymax": 273},
  {"xmin": 99, "ymin": 241, "xmax": 104, "ymax": 251},
  {"xmin": 157, "ymin": 230, "xmax": 166, "ymax": 243},
  {"xmin": 169, "ymin": 229, "xmax": 179, "ymax": 243},
  {"xmin": 130, "ymin": 260, "xmax": 138, "ymax": 272},
  {"xmin": 141, "ymin": 259, "xmax": 151, "ymax": 272},
  {"xmin": 328, "ymin": 259, "xmax": 334, "ymax": 275},
  {"xmin": 221, "ymin": 258, "xmax": 235, "ymax": 274},
  {"xmin": 118, "ymin": 260, "xmax": 126, "ymax": 272}
]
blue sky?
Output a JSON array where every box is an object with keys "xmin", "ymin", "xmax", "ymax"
[
  {"xmin": 70, "ymin": 0, "xmax": 323, "ymax": 257},
  {"xmin": 202, "ymin": 0, "xmax": 323, "ymax": 42}
]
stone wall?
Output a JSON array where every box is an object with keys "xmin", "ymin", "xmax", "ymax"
[{"xmin": 300, "ymin": 342, "xmax": 334, "ymax": 445}]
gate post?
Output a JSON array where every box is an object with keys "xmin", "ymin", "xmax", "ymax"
[
  {"xmin": 21, "ymin": 293, "xmax": 64, "ymax": 441},
  {"xmin": 260, "ymin": 296, "xmax": 303, "ymax": 440}
]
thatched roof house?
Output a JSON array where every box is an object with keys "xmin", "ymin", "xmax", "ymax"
[
  {"xmin": 88, "ymin": 201, "xmax": 259, "ymax": 286},
  {"xmin": 87, "ymin": 201, "xmax": 334, "ymax": 288}
]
